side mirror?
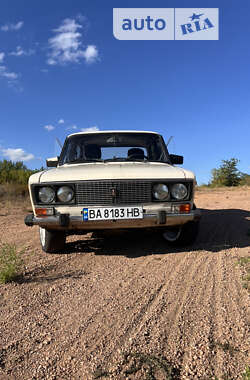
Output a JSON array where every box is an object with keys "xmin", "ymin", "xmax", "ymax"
[
  {"xmin": 46, "ymin": 156, "xmax": 59, "ymax": 167},
  {"xmin": 169, "ymin": 154, "xmax": 183, "ymax": 165}
]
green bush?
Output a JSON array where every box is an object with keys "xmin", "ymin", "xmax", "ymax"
[
  {"xmin": 0, "ymin": 243, "xmax": 24, "ymax": 283},
  {"xmin": 242, "ymin": 366, "xmax": 250, "ymax": 380},
  {"xmin": 210, "ymin": 158, "xmax": 243, "ymax": 187},
  {"xmin": 240, "ymin": 174, "xmax": 250, "ymax": 186}
]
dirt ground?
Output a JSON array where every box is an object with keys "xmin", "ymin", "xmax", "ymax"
[{"xmin": 0, "ymin": 187, "xmax": 249, "ymax": 380}]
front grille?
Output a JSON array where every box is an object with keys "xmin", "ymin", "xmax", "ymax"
[{"xmin": 75, "ymin": 180, "xmax": 152, "ymax": 205}]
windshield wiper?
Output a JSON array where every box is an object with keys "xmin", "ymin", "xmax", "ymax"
[
  {"xmin": 103, "ymin": 158, "xmax": 127, "ymax": 162},
  {"xmin": 66, "ymin": 159, "xmax": 104, "ymax": 164},
  {"xmin": 125, "ymin": 158, "xmax": 148, "ymax": 162},
  {"xmin": 146, "ymin": 160, "xmax": 170, "ymax": 164},
  {"xmin": 103, "ymin": 158, "xmax": 149, "ymax": 163},
  {"xmin": 126, "ymin": 158, "xmax": 170, "ymax": 163}
]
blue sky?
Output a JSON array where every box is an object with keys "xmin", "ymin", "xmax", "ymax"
[{"xmin": 0, "ymin": 0, "xmax": 249, "ymax": 184}]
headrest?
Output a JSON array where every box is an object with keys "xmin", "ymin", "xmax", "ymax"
[
  {"xmin": 85, "ymin": 144, "xmax": 101, "ymax": 159},
  {"xmin": 127, "ymin": 148, "xmax": 145, "ymax": 159}
]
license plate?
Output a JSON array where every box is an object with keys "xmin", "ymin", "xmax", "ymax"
[{"xmin": 82, "ymin": 206, "xmax": 143, "ymax": 221}]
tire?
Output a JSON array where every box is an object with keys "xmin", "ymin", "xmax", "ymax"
[
  {"xmin": 163, "ymin": 221, "xmax": 200, "ymax": 246},
  {"xmin": 39, "ymin": 227, "xmax": 66, "ymax": 253}
]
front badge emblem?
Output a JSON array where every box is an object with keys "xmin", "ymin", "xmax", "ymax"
[{"xmin": 110, "ymin": 187, "xmax": 117, "ymax": 197}]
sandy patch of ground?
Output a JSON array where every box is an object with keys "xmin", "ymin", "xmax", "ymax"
[{"xmin": 0, "ymin": 188, "xmax": 249, "ymax": 379}]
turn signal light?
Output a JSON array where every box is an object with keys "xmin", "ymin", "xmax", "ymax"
[
  {"xmin": 179, "ymin": 204, "xmax": 191, "ymax": 213},
  {"xmin": 35, "ymin": 207, "xmax": 54, "ymax": 217}
]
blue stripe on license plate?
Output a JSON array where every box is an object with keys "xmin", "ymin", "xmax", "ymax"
[{"xmin": 83, "ymin": 208, "xmax": 88, "ymax": 221}]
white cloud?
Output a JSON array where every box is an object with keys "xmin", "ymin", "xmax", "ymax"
[
  {"xmin": 1, "ymin": 148, "xmax": 34, "ymax": 161},
  {"xmin": 0, "ymin": 52, "xmax": 5, "ymax": 63},
  {"xmin": 47, "ymin": 18, "xmax": 99, "ymax": 65},
  {"xmin": 0, "ymin": 54, "xmax": 18, "ymax": 83},
  {"xmin": 1, "ymin": 21, "xmax": 24, "ymax": 32},
  {"xmin": 82, "ymin": 45, "xmax": 98, "ymax": 63},
  {"xmin": 44, "ymin": 124, "xmax": 55, "ymax": 131},
  {"xmin": 58, "ymin": 118, "xmax": 64, "ymax": 124},
  {"xmin": 10, "ymin": 46, "xmax": 35, "ymax": 57},
  {"xmin": 80, "ymin": 126, "xmax": 99, "ymax": 133},
  {"xmin": 0, "ymin": 65, "xmax": 18, "ymax": 80},
  {"xmin": 14, "ymin": 21, "xmax": 24, "ymax": 30}
]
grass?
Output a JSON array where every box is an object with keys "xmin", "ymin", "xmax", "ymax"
[
  {"xmin": 93, "ymin": 350, "xmax": 249, "ymax": 380},
  {"xmin": 123, "ymin": 352, "xmax": 180, "ymax": 380},
  {"xmin": 214, "ymin": 367, "xmax": 250, "ymax": 380},
  {"xmin": 0, "ymin": 183, "xmax": 29, "ymax": 200},
  {"xmin": 237, "ymin": 257, "xmax": 250, "ymax": 291},
  {"xmin": 213, "ymin": 341, "xmax": 239, "ymax": 356},
  {"xmin": 242, "ymin": 367, "xmax": 250, "ymax": 380},
  {"xmin": 0, "ymin": 184, "xmax": 31, "ymax": 215},
  {"xmin": 238, "ymin": 257, "xmax": 250, "ymax": 266},
  {"xmin": 93, "ymin": 368, "xmax": 109, "ymax": 379},
  {"xmin": 93, "ymin": 352, "xmax": 180, "ymax": 380},
  {"xmin": 0, "ymin": 243, "xmax": 24, "ymax": 284},
  {"xmin": 196, "ymin": 184, "xmax": 250, "ymax": 191}
]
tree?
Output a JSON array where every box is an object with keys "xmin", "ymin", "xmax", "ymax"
[
  {"xmin": 210, "ymin": 158, "xmax": 242, "ymax": 187},
  {"xmin": 0, "ymin": 160, "xmax": 37, "ymax": 185}
]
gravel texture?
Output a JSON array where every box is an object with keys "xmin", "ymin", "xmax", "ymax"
[{"xmin": 0, "ymin": 187, "xmax": 249, "ymax": 379}]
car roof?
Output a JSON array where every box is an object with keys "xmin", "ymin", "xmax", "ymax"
[{"xmin": 68, "ymin": 130, "xmax": 160, "ymax": 138}]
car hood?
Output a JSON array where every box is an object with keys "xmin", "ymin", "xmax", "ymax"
[{"xmin": 29, "ymin": 162, "xmax": 195, "ymax": 184}]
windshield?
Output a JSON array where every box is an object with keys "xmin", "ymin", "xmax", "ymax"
[{"xmin": 59, "ymin": 132, "xmax": 170, "ymax": 165}]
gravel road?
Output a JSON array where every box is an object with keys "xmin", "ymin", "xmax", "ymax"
[{"xmin": 0, "ymin": 188, "xmax": 249, "ymax": 380}]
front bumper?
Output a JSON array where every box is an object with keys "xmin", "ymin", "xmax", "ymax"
[{"xmin": 24, "ymin": 208, "xmax": 201, "ymax": 230}]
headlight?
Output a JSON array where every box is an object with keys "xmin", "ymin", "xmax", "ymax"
[
  {"xmin": 153, "ymin": 184, "xmax": 169, "ymax": 201},
  {"xmin": 57, "ymin": 186, "xmax": 74, "ymax": 203},
  {"xmin": 171, "ymin": 183, "xmax": 188, "ymax": 200},
  {"xmin": 38, "ymin": 187, "xmax": 55, "ymax": 203}
]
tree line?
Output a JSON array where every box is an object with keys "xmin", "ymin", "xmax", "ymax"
[{"xmin": 0, "ymin": 160, "xmax": 41, "ymax": 185}]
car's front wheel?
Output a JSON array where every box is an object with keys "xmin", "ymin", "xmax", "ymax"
[
  {"xmin": 163, "ymin": 220, "xmax": 200, "ymax": 246},
  {"xmin": 39, "ymin": 227, "xmax": 66, "ymax": 253}
]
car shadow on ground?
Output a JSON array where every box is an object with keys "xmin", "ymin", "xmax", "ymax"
[{"xmin": 63, "ymin": 208, "xmax": 250, "ymax": 258}]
